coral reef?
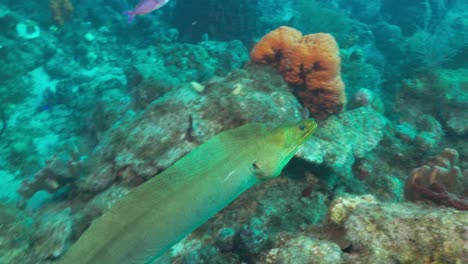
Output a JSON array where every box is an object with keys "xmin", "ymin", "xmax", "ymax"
[
  {"xmin": 260, "ymin": 233, "xmax": 343, "ymax": 264},
  {"xmin": 297, "ymin": 106, "xmax": 388, "ymax": 186},
  {"xmin": 348, "ymin": 88, "xmax": 384, "ymax": 113},
  {"xmin": 372, "ymin": 21, "xmax": 402, "ymax": 61},
  {"xmin": 402, "ymin": 3, "xmax": 468, "ymax": 67},
  {"xmin": 16, "ymin": 21, "xmax": 41, "ymax": 40},
  {"xmin": 432, "ymin": 68, "xmax": 468, "ymax": 135},
  {"xmin": 126, "ymin": 40, "xmax": 248, "ymax": 109},
  {"xmin": 394, "ymin": 114, "xmax": 444, "ymax": 154},
  {"xmin": 32, "ymin": 207, "xmax": 73, "ymax": 260},
  {"xmin": 0, "ymin": 202, "xmax": 75, "ymax": 264},
  {"xmin": 405, "ymin": 148, "xmax": 467, "ymax": 210},
  {"xmin": 341, "ymin": 54, "xmax": 383, "ymax": 96},
  {"xmin": 327, "ymin": 195, "xmax": 377, "ymax": 226},
  {"xmin": 325, "ymin": 196, "xmax": 468, "ymax": 264},
  {"xmin": 0, "ymin": 6, "xmax": 58, "ymax": 163},
  {"xmin": 0, "ymin": 65, "xmax": 129, "ymax": 182},
  {"xmin": 0, "ymin": 7, "xmax": 55, "ymax": 79},
  {"xmin": 17, "ymin": 152, "xmax": 82, "ymax": 208},
  {"xmin": 1, "ymin": 1, "xmax": 467, "ymax": 263},
  {"xmin": 166, "ymin": 167, "xmax": 330, "ymax": 263},
  {"xmin": 0, "ymin": 202, "xmax": 34, "ymax": 264},
  {"xmin": 251, "ymin": 26, "xmax": 346, "ymax": 119},
  {"xmin": 335, "ymin": 0, "xmax": 381, "ymax": 21}
]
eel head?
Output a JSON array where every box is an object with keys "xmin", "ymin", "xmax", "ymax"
[{"xmin": 251, "ymin": 119, "xmax": 318, "ymax": 181}]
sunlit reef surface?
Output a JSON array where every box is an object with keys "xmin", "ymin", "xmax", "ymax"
[{"xmin": 0, "ymin": 0, "xmax": 467, "ymax": 263}]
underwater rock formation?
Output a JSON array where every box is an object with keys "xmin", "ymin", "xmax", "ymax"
[
  {"xmin": 398, "ymin": 67, "xmax": 468, "ymax": 137},
  {"xmin": 251, "ymin": 26, "xmax": 346, "ymax": 120},
  {"xmin": 126, "ymin": 40, "xmax": 248, "ymax": 109},
  {"xmin": 348, "ymin": 88, "xmax": 384, "ymax": 113},
  {"xmin": 17, "ymin": 152, "xmax": 82, "ymax": 208},
  {"xmin": 327, "ymin": 195, "xmax": 377, "ymax": 227},
  {"xmin": 33, "ymin": 208, "xmax": 73, "ymax": 260},
  {"xmin": 0, "ymin": 203, "xmax": 75, "ymax": 264},
  {"xmin": 372, "ymin": 21, "xmax": 403, "ymax": 61},
  {"xmin": 432, "ymin": 68, "xmax": 468, "ymax": 136},
  {"xmin": 395, "ymin": 114, "xmax": 444, "ymax": 155},
  {"xmin": 167, "ymin": 169, "xmax": 330, "ymax": 263},
  {"xmin": 260, "ymin": 233, "xmax": 343, "ymax": 264},
  {"xmin": 297, "ymin": 106, "xmax": 388, "ymax": 184},
  {"xmin": 0, "ymin": 5, "xmax": 56, "ymax": 81},
  {"xmin": 325, "ymin": 196, "xmax": 468, "ymax": 264},
  {"xmin": 0, "ymin": 202, "xmax": 34, "ymax": 264}
]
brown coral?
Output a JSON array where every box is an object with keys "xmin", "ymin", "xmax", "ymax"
[
  {"xmin": 49, "ymin": 0, "xmax": 74, "ymax": 26},
  {"xmin": 251, "ymin": 27, "xmax": 346, "ymax": 120},
  {"xmin": 405, "ymin": 148, "xmax": 468, "ymax": 210}
]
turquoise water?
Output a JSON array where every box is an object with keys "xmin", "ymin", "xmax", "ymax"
[{"xmin": 0, "ymin": 0, "xmax": 466, "ymax": 263}]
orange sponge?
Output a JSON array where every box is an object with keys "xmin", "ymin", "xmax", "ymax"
[
  {"xmin": 250, "ymin": 26, "xmax": 303, "ymax": 66},
  {"xmin": 251, "ymin": 27, "xmax": 346, "ymax": 119},
  {"xmin": 280, "ymin": 33, "xmax": 345, "ymax": 119}
]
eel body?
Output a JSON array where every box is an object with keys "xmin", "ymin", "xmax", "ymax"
[{"xmin": 59, "ymin": 119, "xmax": 317, "ymax": 264}]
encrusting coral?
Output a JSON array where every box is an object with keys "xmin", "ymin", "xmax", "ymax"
[
  {"xmin": 405, "ymin": 148, "xmax": 467, "ymax": 210},
  {"xmin": 251, "ymin": 26, "xmax": 346, "ymax": 120},
  {"xmin": 17, "ymin": 152, "xmax": 82, "ymax": 208},
  {"xmin": 49, "ymin": 0, "xmax": 74, "ymax": 26}
]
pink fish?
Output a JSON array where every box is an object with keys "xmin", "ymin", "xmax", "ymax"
[{"xmin": 123, "ymin": 0, "xmax": 170, "ymax": 23}]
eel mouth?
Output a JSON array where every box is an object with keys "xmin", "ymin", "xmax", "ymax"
[
  {"xmin": 298, "ymin": 120, "xmax": 318, "ymax": 143},
  {"xmin": 282, "ymin": 120, "xmax": 318, "ymax": 163}
]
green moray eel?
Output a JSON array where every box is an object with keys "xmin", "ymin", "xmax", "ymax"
[{"xmin": 59, "ymin": 119, "xmax": 317, "ymax": 264}]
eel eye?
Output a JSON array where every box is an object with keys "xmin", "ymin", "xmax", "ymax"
[
  {"xmin": 252, "ymin": 162, "xmax": 259, "ymax": 170},
  {"xmin": 299, "ymin": 125, "xmax": 306, "ymax": 131}
]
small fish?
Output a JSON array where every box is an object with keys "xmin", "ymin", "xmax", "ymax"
[{"xmin": 123, "ymin": 0, "xmax": 170, "ymax": 23}]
